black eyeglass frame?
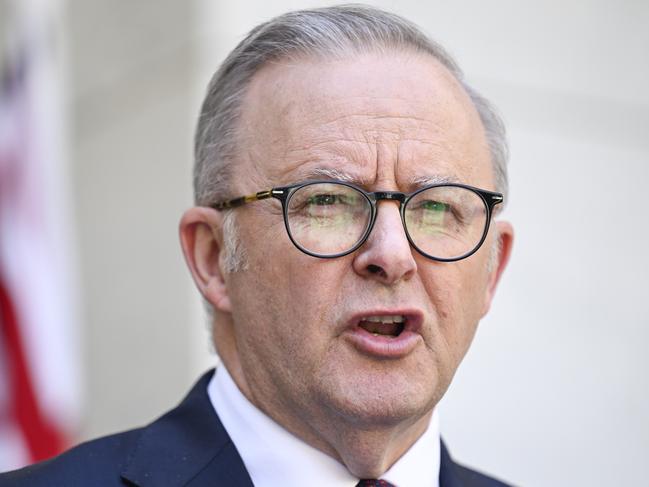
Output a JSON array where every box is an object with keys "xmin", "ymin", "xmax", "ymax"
[{"xmin": 210, "ymin": 180, "xmax": 504, "ymax": 262}]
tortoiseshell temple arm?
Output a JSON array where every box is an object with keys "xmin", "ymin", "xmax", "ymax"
[{"xmin": 210, "ymin": 189, "xmax": 285, "ymax": 210}]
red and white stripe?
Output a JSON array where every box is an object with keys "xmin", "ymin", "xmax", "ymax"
[{"xmin": 0, "ymin": 0, "xmax": 80, "ymax": 471}]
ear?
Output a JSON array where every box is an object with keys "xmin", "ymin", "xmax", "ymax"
[
  {"xmin": 481, "ymin": 220, "xmax": 514, "ymax": 316},
  {"xmin": 179, "ymin": 207, "xmax": 232, "ymax": 313}
]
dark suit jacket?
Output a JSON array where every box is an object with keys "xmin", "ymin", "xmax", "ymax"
[{"xmin": 0, "ymin": 370, "xmax": 512, "ymax": 486}]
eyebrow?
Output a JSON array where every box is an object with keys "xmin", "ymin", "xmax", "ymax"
[
  {"xmin": 409, "ymin": 174, "xmax": 459, "ymax": 188},
  {"xmin": 298, "ymin": 167, "xmax": 360, "ymax": 183},
  {"xmin": 288, "ymin": 167, "xmax": 459, "ymax": 189}
]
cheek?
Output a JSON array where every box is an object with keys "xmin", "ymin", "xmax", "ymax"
[
  {"xmin": 421, "ymin": 260, "xmax": 489, "ymax": 360},
  {"xmin": 228, "ymin": 232, "xmax": 343, "ymax": 359}
]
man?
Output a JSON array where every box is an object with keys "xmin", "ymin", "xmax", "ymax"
[{"xmin": 0, "ymin": 5, "xmax": 514, "ymax": 486}]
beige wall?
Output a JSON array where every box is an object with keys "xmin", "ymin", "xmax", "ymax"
[
  {"xmin": 67, "ymin": 1, "xmax": 649, "ymax": 486},
  {"xmin": 66, "ymin": 1, "xmax": 210, "ymax": 440}
]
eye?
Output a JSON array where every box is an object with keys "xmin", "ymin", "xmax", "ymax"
[
  {"xmin": 409, "ymin": 199, "xmax": 452, "ymax": 215},
  {"xmin": 288, "ymin": 183, "xmax": 366, "ymax": 221},
  {"xmin": 308, "ymin": 193, "xmax": 344, "ymax": 206},
  {"xmin": 418, "ymin": 200, "xmax": 450, "ymax": 213}
]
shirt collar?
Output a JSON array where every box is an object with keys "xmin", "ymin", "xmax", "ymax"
[{"xmin": 208, "ymin": 365, "xmax": 440, "ymax": 487}]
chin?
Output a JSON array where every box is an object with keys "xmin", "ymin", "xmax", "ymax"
[{"xmin": 316, "ymin": 364, "xmax": 442, "ymax": 428}]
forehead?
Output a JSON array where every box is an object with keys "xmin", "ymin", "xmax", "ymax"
[{"xmin": 237, "ymin": 50, "xmax": 493, "ymax": 190}]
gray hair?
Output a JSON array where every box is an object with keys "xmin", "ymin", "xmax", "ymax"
[
  {"xmin": 221, "ymin": 210, "xmax": 248, "ymax": 273},
  {"xmin": 194, "ymin": 5, "xmax": 508, "ymax": 208}
]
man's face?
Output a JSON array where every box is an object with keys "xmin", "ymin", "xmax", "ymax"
[{"xmin": 217, "ymin": 51, "xmax": 509, "ymax": 451}]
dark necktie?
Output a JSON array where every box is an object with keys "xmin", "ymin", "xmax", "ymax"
[{"xmin": 356, "ymin": 480, "xmax": 396, "ymax": 487}]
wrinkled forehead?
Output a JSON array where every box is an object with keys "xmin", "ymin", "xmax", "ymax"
[{"xmin": 235, "ymin": 50, "xmax": 493, "ymax": 191}]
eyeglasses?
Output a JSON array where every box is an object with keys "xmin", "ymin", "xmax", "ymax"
[{"xmin": 210, "ymin": 180, "xmax": 503, "ymax": 262}]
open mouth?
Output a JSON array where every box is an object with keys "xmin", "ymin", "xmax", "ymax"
[
  {"xmin": 346, "ymin": 311, "xmax": 421, "ymax": 358},
  {"xmin": 357, "ymin": 315, "xmax": 406, "ymax": 338}
]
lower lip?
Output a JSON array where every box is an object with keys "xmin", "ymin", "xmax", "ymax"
[{"xmin": 343, "ymin": 326, "xmax": 421, "ymax": 359}]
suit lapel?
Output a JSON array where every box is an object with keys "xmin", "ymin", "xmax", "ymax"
[
  {"xmin": 120, "ymin": 370, "xmax": 254, "ymax": 487},
  {"xmin": 439, "ymin": 440, "xmax": 464, "ymax": 487}
]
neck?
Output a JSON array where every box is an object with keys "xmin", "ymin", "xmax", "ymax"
[
  {"xmin": 216, "ymin": 346, "xmax": 433, "ymax": 478},
  {"xmin": 317, "ymin": 412, "xmax": 433, "ymax": 478}
]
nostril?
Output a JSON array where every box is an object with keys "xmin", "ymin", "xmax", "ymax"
[{"xmin": 367, "ymin": 264, "xmax": 385, "ymax": 276}]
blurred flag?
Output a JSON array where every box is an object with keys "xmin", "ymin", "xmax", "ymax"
[{"xmin": 0, "ymin": 0, "xmax": 80, "ymax": 471}]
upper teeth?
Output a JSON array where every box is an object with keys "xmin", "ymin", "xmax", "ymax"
[{"xmin": 361, "ymin": 315, "xmax": 405, "ymax": 324}]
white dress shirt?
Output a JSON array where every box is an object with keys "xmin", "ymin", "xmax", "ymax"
[{"xmin": 208, "ymin": 365, "xmax": 440, "ymax": 487}]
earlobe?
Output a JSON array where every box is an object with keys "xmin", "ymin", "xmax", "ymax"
[
  {"xmin": 481, "ymin": 220, "xmax": 514, "ymax": 316},
  {"xmin": 179, "ymin": 208, "xmax": 232, "ymax": 313}
]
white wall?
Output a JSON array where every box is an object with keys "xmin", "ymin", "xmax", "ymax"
[{"xmin": 70, "ymin": 1, "xmax": 648, "ymax": 485}]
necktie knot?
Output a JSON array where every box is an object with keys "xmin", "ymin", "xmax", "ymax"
[{"xmin": 356, "ymin": 480, "xmax": 396, "ymax": 487}]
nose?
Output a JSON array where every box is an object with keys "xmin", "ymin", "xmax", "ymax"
[{"xmin": 352, "ymin": 201, "xmax": 417, "ymax": 284}]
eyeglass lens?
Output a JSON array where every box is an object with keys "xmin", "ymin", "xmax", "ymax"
[
  {"xmin": 287, "ymin": 183, "xmax": 372, "ymax": 255},
  {"xmin": 285, "ymin": 182, "xmax": 488, "ymax": 259},
  {"xmin": 404, "ymin": 185, "xmax": 487, "ymax": 260}
]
